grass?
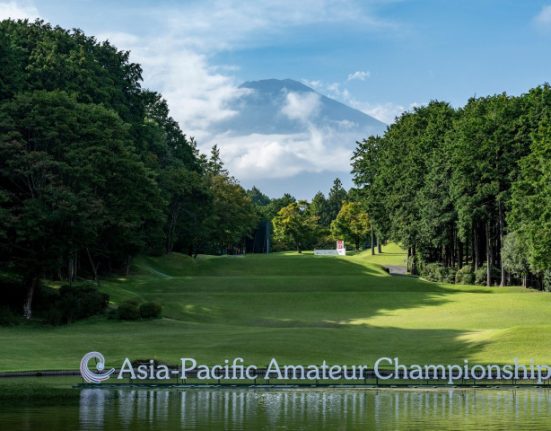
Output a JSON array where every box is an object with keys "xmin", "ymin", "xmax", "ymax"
[{"xmin": 1, "ymin": 243, "xmax": 551, "ymax": 373}]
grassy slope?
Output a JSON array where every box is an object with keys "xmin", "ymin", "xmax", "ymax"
[{"xmin": 1, "ymin": 244, "xmax": 551, "ymax": 371}]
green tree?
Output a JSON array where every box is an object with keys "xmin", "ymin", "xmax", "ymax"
[
  {"xmin": 330, "ymin": 202, "xmax": 371, "ymax": 250},
  {"xmin": 272, "ymin": 201, "xmax": 318, "ymax": 253},
  {"xmin": 326, "ymin": 178, "xmax": 348, "ymax": 223},
  {"xmin": 310, "ymin": 191, "xmax": 331, "ymax": 227},
  {"xmin": 0, "ymin": 90, "xmax": 164, "ymax": 318},
  {"xmin": 501, "ymin": 232, "xmax": 530, "ymax": 287},
  {"xmin": 509, "ymin": 116, "xmax": 551, "ymax": 274},
  {"xmin": 209, "ymin": 175, "xmax": 259, "ymax": 253}
]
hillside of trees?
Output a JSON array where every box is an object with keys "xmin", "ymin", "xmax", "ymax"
[
  {"xmin": 0, "ymin": 20, "xmax": 262, "ymax": 319},
  {"xmin": 2, "ymin": 19, "xmax": 549, "ymax": 323},
  {"xmin": 352, "ymin": 90, "xmax": 551, "ymax": 290}
]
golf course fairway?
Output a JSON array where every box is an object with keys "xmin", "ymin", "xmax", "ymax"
[{"xmin": 1, "ymin": 243, "xmax": 551, "ymax": 372}]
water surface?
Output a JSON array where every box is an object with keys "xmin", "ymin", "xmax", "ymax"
[{"xmin": 2, "ymin": 388, "xmax": 551, "ymax": 430}]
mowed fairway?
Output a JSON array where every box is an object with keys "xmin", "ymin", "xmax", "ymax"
[{"xmin": 1, "ymin": 244, "xmax": 551, "ymax": 371}]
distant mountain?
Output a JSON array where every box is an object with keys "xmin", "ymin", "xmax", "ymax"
[
  {"xmin": 206, "ymin": 79, "xmax": 387, "ymax": 199},
  {"xmin": 213, "ymin": 79, "xmax": 386, "ymax": 136}
]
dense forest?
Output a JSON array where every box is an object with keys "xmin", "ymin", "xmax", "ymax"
[
  {"xmin": 0, "ymin": 20, "xmax": 265, "ymax": 319},
  {"xmin": 352, "ymin": 90, "xmax": 551, "ymax": 289},
  {"xmin": 0, "ymin": 20, "xmax": 360, "ymax": 321},
  {"xmin": 2, "ymin": 20, "xmax": 550, "ymax": 323}
]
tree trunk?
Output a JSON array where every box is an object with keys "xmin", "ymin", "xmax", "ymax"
[
  {"xmin": 86, "ymin": 247, "xmax": 99, "ymax": 283},
  {"xmin": 486, "ymin": 221, "xmax": 492, "ymax": 287},
  {"xmin": 68, "ymin": 254, "xmax": 74, "ymax": 287},
  {"xmin": 411, "ymin": 243, "xmax": 418, "ymax": 275},
  {"xmin": 125, "ymin": 255, "xmax": 132, "ymax": 276},
  {"xmin": 473, "ymin": 225, "xmax": 479, "ymax": 271},
  {"xmin": 377, "ymin": 235, "xmax": 382, "ymax": 253},
  {"xmin": 166, "ymin": 207, "xmax": 178, "ymax": 253},
  {"xmin": 370, "ymin": 226, "xmax": 375, "ymax": 255},
  {"xmin": 498, "ymin": 202, "xmax": 505, "ymax": 287},
  {"xmin": 23, "ymin": 276, "xmax": 39, "ymax": 320}
]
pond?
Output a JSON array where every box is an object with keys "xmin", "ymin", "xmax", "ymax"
[{"xmin": 1, "ymin": 387, "xmax": 551, "ymax": 430}]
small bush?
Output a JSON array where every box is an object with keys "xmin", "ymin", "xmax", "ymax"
[
  {"xmin": 44, "ymin": 285, "xmax": 109, "ymax": 325},
  {"xmin": 139, "ymin": 302, "xmax": 162, "ymax": 319},
  {"xmin": 0, "ymin": 306, "xmax": 21, "ymax": 326},
  {"xmin": 543, "ymin": 270, "xmax": 551, "ymax": 292},
  {"xmin": 420, "ymin": 263, "xmax": 456, "ymax": 283},
  {"xmin": 474, "ymin": 264, "xmax": 499, "ymax": 285},
  {"xmin": 455, "ymin": 265, "xmax": 475, "ymax": 285},
  {"xmin": 422, "ymin": 263, "xmax": 446, "ymax": 282},
  {"xmin": 117, "ymin": 299, "xmax": 141, "ymax": 320},
  {"xmin": 474, "ymin": 265, "xmax": 487, "ymax": 285}
]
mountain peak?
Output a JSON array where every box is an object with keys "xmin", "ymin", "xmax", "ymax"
[{"xmin": 240, "ymin": 78, "xmax": 313, "ymax": 94}]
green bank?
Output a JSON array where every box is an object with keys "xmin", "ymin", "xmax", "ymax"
[{"xmin": 1, "ymin": 244, "xmax": 551, "ymax": 372}]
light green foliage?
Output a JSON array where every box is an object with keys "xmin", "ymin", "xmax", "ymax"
[
  {"xmin": 272, "ymin": 201, "xmax": 318, "ymax": 252},
  {"xmin": 330, "ymin": 201, "xmax": 370, "ymax": 250},
  {"xmin": 501, "ymin": 232, "xmax": 530, "ymax": 286}
]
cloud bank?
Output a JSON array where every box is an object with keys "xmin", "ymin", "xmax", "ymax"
[{"xmin": 3, "ymin": 0, "xmax": 397, "ymax": 195}]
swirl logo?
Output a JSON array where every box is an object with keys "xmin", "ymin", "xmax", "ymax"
[{"xmin": 80, "ymin": 352, "xmax": 115, "ymax": 384}]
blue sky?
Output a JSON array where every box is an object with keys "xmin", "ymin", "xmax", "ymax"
[
  {"xmin": 4, "ymin": 0, "xmax": 551, "ymax": 123},
  {"xmin": 2, "ymin": 0, "xmax": 551, "ymax": 196}
]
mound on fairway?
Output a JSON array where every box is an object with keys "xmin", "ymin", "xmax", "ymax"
[{"xmin": 1, "ymin": 244, "xmax": 551, "ymax": 372}]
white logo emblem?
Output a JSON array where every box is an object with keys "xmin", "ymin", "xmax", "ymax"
[{"xmin": 80, "ymin": 352, "xmax": 115, "ymax": 383}]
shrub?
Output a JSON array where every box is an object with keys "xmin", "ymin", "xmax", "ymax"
[
  {"xmin": 474, "ymin": 265, "xmax": 488, "ymax": 285},
  {"xmin": 0, "ymin": 306, "xmax": 21, "ymax": 326},
  {"xmin": 117, "ymin": 299, "xmax": 141, "ymax": 320},
  {"xmin": 139, "ymin": 302, "xmax": 162, "ymax": 319},
  {"xmin": 455, "ymin": 265, "xmax": 475, "ymax": 285},
  {"xmin": 474, "ymin": 264, "xmax": 499, "ymax": 285},
  {"xmin": 44, "ymin": 285, "xmax": 109, "ymax": 325},
  {"xmin": 421, "ymin": 263, "xmax": 447, "ymax": 282},
  {"xmin": 543, "ymin": 270, "xmax": 551, "ymax": 292}
]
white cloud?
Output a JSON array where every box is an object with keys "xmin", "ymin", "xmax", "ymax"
[
  {"xmin": 535, "ymin": 5, "xmax": 551, "ymax": 26},
  {"xmin": 99, "ymin": 31, "xmax": 249, "ymax": 139},
  {"xmin": 301, "ymin": 77, "xmax": 419, "ymax": 124},
  {"xmin": 97, "ymin": 1, "xmax": 401, "ymax": 185},
  {"xmin": 347, "ymin": 70, "xmax": 370, "ymax": 81},
  {"xmin": 355, "ymin": 102, "xmax": 407, "ymax": 124},
  {"xmin": 281, "ymin": 92, "xmax": 321, "ymax": 122},
  {"xmin": 0, "ymin": 1, "xmax": 39, "ymax": 21},
  {"xmin": 208, "ymin": 127, "xmax": 353, "ymax": 180}
]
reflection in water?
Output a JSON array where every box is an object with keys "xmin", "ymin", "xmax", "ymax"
[{"xmin": 4, "ymin": 388, "xmax": 551, "ymax": 430}]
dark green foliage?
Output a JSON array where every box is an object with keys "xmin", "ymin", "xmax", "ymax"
[
  {"xmin": 544, "ymin": 271, "xmax": 551, "ymax": 292},
  {"xmin": 0, "ymin": 20, "xmax": 261, "ymax": 318},
  {"xmin": 139, "ymin": 302, "xmax": 162, "ymax": 319},
  {"xmin": 0, "ymin": 306, "xmax": 21, "ymax": 326},
  {"xmin": 326, "ymin": 178, "xmax": 348, "ymax": 223},
  {"xmin": 117, "ymin": 299, "xmax": 141, "ymax": 321},
  {"xmin": 353, "ymin": 89, "xmax": 551, "ymax": 288},
  {"xmin": 43, "ymin": 285, "xmax": 109, "ymax": 325},
  {"xmin": 420, "ymin": 263, "xmax": 455, "ymax": 284},
  {"xmin": 509, "ymin": 112, "xmax": 551, "ymax": 274}
]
